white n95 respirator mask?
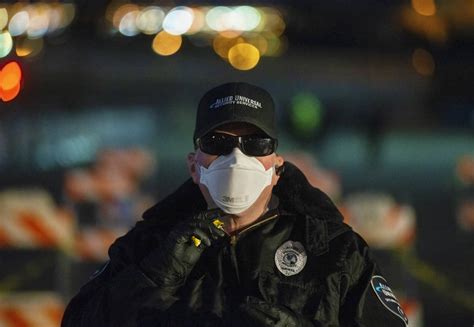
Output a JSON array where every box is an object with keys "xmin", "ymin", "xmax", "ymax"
[{"xmin": 199, "ymin": 148, "xmax": 274, "ymax": 214}]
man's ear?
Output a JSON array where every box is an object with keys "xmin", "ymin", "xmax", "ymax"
[
  {"xmin": 275, "ymin": 154, "xmax": 284, "ymax": 173},
  {"xmin": 187, "ymin": 152, "xmax": 200, "ymax": 184},
  {"xmin": 272, "ymin": 154, "xmax": 285, "ymax": 185}
]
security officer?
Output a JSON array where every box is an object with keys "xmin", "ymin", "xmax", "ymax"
[{"xmin": 62, "ymin": 82, "xmax": 409, "ymax": 326}]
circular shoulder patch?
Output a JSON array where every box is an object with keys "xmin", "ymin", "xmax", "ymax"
[
  {"xmin": 371, "ymin": 275, "xmax": 409, "ymax": 326},
  {"xmin": 274, "ymin": 240, "xmax": 307, "ymax": 276}
]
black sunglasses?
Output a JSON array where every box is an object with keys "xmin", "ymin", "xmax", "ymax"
[{"xmin": 195, "ymin": 133, "xmax": 278, "ymax": 156}]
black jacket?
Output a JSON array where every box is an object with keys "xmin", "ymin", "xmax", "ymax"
[{"xmin": 62, "ymin": 162, "xmax": 408, "ymax": 326}]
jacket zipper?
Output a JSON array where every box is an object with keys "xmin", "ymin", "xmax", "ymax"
[{"xmin": 227, "ymin": 213, "xmax": 279, "ymax": 285}]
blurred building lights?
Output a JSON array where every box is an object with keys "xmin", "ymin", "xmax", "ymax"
[
  {"xmin": 104, "ymin": 2, "xmax": 286, "ymax": 70},
  {"xmin": 0, "ymin": 8, "xmax": 8, "ymax": 30},
  {"xmin": 411, "ymin": 0, "xmax": 436, "ymax": 17},
  {"xmin": 0, "ymin": 31, "xmax": 13, "ymax": 58},
  {"xmin": 136, "ymin": 6, "xmax": 164, "ymax": 35},
  {"xmin": 228, "ymin": 43, "xmax": 260, "ymax": 70},
  {"xmin": 0, "ymin": 61, "xmax": 22, "ymax": 102},
  {"xmin": 0, "ymin": 2, "xmax": 75, "ymax": 59},
  {"xmin": 152, "ymin": 31, "xmax": 182, "ymax": 56},
  {"xmin": 412, "ymin": 48, "xmax": 435, "ymax": 76},
  {"xmin": 163, "ymin": 6, "xmax": 194, "ymax": 36}
]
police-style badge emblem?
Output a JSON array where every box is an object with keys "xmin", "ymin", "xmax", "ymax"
[
  {"xmin": 275, "ymin": 240, "xmax": 307, "ymax": 276},
  {"xmin": 371, "ymin": 275, "xmax": 409, "ymax": 326}
]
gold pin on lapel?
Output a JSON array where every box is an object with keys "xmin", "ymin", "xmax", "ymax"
[{"xmin": 191, "ymin": 235, "xmax": 201, "ymax": 247}]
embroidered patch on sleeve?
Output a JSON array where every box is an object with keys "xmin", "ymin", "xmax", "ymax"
[{"xmin": 370, "ymin": 275, "xmax": 409, "ymax": 326}]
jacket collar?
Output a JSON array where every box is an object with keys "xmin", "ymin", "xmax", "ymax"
[{"xmin": 142, "ymin": 161, "xmax": 347, "ymax": 255}]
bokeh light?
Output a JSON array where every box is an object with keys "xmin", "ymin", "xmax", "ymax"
[
  {"xmin": 234, "ymin": 6, "xmax": 261, "ymax": 31},
  {"xmin": 152, "ymin": 31, "xmax": 182, "ymax": 56},
  {"xmin": 290, "ymin": 93, "xmax": 324, "ymax": 137},
  {"xmin": 0, "ymin": 61, "xmax": 22, "ymax": 102},
  {"xmin": 186, "ymin": 8, "xmax": 206, "ymax": 35},
  {"xmin": 262, "ymin": 32, "xmax": 285, "ymax": 56},
  {"xmin": 412, "ymin": 48, "xmax": 435, "ymax": 76},
  {"xmin": 228, "ymin": 43, "xmax": 260, "ymax": 70},
  {"xmin": 206, "ymin": 6, "xmax": 232, "ymax": 31},
  {"xmin": 400, "ymin": 8, "xmax": 447, "ymax": 44},
  {"xmin": 0, "ymin": 8, "xmax": 8, "ymax": 30},
  {"xmin": 9, "ymin": 10, "xmax": 29, "ymax": 37},
  {"xmin": 206, "ymin": 6, "xmax": 262, "ymax": 32},
  {"xmin": 411, "ymin": 0, "xmax": 436, "ymax": 17},
  {"xmin": 162, "ymin": 7, "xmax": 194, "ymax": 36},
  {"xmin": 112, "ymin": 4, "xmax": 138, "ymax": 30},
  {"xmin": 246, "ymin": 33, "xmax": 269, "ymax": 55},
  {"xmin": 16, "ymin": 37, "xmax": 44, "ymax": 57},
  {"xmin": 213, "ymin": 34, "xmax": 244, "ymax": 59},
  {"xmin": 263, "ymin": 10, "xmax": 286, "ymax": 36},
  {"xmin": 0, "ymin": 31, "xmax": 13, "ymax": 58},
  {"xmin": 136, "ymin": 6, "xmax": 164, "ymax": 35},
  {"xmin": 119, "ymin": 10, "xmax": 140, "ymax": 36},
  {"xmin": 26, "ymin": 4, "xmax": 50, "ymax": 39}
]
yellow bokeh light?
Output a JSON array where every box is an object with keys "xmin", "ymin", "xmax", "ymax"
[
  {"xmin": 152, "ymin": 31, "xmax": 182, "ymax": 56},
  {"xmin": 400, "ymin": 7, "xmax": 447, "ymax": 43},
  {"xmin": 0, "ymin": 8, "xmax": 8, "ymax": 30},
  {"xmin": 213, "ymin": 34, "xmax": 244, "ymax": 58},
  {"xmin": 412, "ymin": 48, "xmax": 435, "ymax": 76},
  {"xmin": 246, "ymin": 33, "xmax": 268, "ymax": 55},
  {"xmin": 16, "ymin": 37, "xmax": 44, "ymax": 57},
  {"xmin": 411, "ymin": 0, "xmax": 436, "ymax": 16},
  {"xmin": 228, "ymin": 43, "xmax": 260, "ymax": 70}
]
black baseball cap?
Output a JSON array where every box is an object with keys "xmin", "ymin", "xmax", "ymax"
[{"xmin": 193, "ymin": 82, "xmax": 277, "ymax": 142}]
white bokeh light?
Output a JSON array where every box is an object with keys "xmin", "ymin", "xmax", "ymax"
[
  {"xmin": 27, "ymin": 7, "xmax": 50, "ymax": 39},
  {"xmin": 9, "ymin": 11, "xmax": 30, "ymax": 37},
  {"xmin": 163, "ymin": 7, "xmax": 194, "ymax": 36},
  {"xmin": 205, "ymin": 6, "xmax": 231, "ymax": 31},
  {"xmin": 136, "ymin": 6, "xmax": 165, "ymax": 35},
  {"xmin": 234, "ymin": 6, "xmax": 261, "ymax": 31},
  {"xmin": 119, "ymin": 10, "xmax": 140, "ymax": 36}
]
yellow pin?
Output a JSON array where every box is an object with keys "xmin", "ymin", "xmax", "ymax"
[
  {"xmin": 212, "ymin": 219, "xmax": 225, "ymax": 230},
  {"xmin": 191, "ymin": 235, "xmax": 201, "ymax": 247}
]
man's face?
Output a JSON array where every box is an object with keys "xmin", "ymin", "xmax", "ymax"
[{"xmin": 187, "ymin": 122, "xmax": 284, "ymax": 210}]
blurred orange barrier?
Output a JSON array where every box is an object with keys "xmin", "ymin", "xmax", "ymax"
[
  {"xmin": 400, "ymin": 298, "xmax": 422, "ymax": 327},
  {"xmin": 342, "ymin": 193, "xmax": 416, "ymax": 249},
  {"xmin": 0, "ymin": 190, "xmax": 74, "ymax": 249},
  {"xmin": 75, "ymin": 227, "xmax": 128, "ymax": 261},
  {"xmin": 0, "ymin": 292, "xmax": 64, "ymax": 327}
]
